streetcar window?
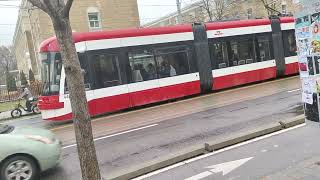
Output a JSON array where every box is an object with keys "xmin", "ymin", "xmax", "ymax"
[
  {"xmin": 256, "ymin": 33, "xmax": 274, "ymax": 62},
  {"xmin": 283, "ymin": 30, "xmax": 297, "ymax": 57},
  {"xmin": 209, "ymin": 40, "xmax": 229, "ymax": 69},
  {"xmin": 64, "ymin": 53, "xmax": 92, "ymax": 94},
  {"xmin": 129, "ymin": 50, "xmax": 157, "ymax": 82},
  {"xmin": 91, "ymin": 54, "xmax": 122, "ymax": 88},
  {"xmin": 155, "ymin": 46, "xmax": 191, "ymax": 78},
  {"xmin": 229, "ymin": 35, "xmax": 254, "ymax": 66},
  {"xmin": 78, "ymin": 53, "xmax": 92, "ymax": 90}
]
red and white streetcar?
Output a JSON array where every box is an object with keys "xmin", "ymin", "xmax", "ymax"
[{"xmin": 38, "ymin": 16, "xmax": 297, "ymax": 121}]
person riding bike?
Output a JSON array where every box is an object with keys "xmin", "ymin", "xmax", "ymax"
[{"xmin": 19, "ymin": 85, "xmax": 33, "ymax": 112}]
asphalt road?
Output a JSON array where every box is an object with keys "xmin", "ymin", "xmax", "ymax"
[
  {"xmin": 141, "ymin": 121, "xmax": 320, "ymax": 180},
  {"xmin": 7, "ymin": 76, "xmax": 301, "ymax": 145},
  {"xmin": 37, "ymin": 79, "xmax": 303, "ymax": 179}
]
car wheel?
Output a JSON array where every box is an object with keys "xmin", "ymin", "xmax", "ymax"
[
  {"xmin": 11, "ymin": 109, "xmax": 22, "ymax": 118},
  {"xmin": 0, "ymin": 155, "xmax": 39, "ymax": 180}
]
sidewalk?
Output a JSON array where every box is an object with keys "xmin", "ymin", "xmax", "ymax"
[
  {"xmin": 0, "ymin": 111, "xmax": 12, "ymax": 120},
  {"xmin": 0, "ymin": 110, "xmax": 41, "ymax": 122},
  {"xmin": 262, "ymin": 121, "xmax": 320, "ymax": 180},
  {"xmin": 264, "ymin": 156, "xmax": 320, "ymax": 180}
]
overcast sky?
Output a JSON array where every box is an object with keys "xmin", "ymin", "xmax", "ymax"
[{"xmin": 0, "ymin": 0, "xmax": 195, "ymax": 46}]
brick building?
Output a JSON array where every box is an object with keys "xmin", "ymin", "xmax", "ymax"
[{"xmin": 13, "ymin": 0, "xmax": 140, "ymax": 79}]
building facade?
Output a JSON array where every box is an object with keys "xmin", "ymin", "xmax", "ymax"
[
  {"xmin": 144, "ymin": 0, "xmax": 297, "ymax": 27},
  {"xmin": 13, "ymin": 0, "xmax": 140, "ymax": 80}
]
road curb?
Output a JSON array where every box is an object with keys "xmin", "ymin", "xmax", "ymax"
[
  {"xmin": 108, "ymin": 146, "xmax": 205, "ymax": 180},
  {"xmin": 107, "ymin": 115, "xmax": 305, "ymax": 180},
  {"xmin": 279, "ymin": 114, "xmax": 305, "ymax": 129}
]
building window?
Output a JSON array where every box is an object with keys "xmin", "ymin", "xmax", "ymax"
[
  {"xmin": 282, "ymin": 4, "xmax": 287, "ymax": 14},
  {"xmin": 247, "ymin": 8, "xmax": 253, "ymax": 19},
  {"xmin": 282, "ymin": 1, "xmax": 287, "ymax": 15},
  {"xmin": 88, "ymin": 13, "xmax": 100, "ymax": 29},
  {"xmin": 175, "ymin": 16, "xmax": 179, "ymax": 24},
  {"xmin": 87, "ymin": 7, "xmax": 101, "ymax": 30}
]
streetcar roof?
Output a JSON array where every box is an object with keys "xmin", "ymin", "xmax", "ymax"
[{"xmin": 39, "ymin": 17, "xmax": 294, "ymax": 53}]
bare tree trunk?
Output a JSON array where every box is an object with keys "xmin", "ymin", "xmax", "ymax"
[
  {"xmin": 26, "ymin": 0, "xmax": 102, "ymax": 180},
  {"xmin": 52, "ymin": 17, "xmax": 102, "ymax": 180}
]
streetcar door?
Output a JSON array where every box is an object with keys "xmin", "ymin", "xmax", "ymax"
[
  {"xmin": 127, "ymin": 49, "xmax": 162, "ymax": 106},
  {"xmin": 61, "ymin": 53, "xmax": 96, "ymax": 117}
]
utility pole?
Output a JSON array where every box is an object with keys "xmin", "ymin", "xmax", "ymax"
[{"xmin": 176, "ymin": 0, "xmax": 182, "ymax": 24}]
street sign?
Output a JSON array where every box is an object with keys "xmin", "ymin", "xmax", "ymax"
[{"xmin": 185, "ymin": 157, "xmax": 253, "ymax": 180}]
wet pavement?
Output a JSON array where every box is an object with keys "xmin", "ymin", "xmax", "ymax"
[
  {"xmin": 12, "ymin": 76, "xmax": 300, "ymax": 146},
  {"xmin": 34, "ymin": 77, "xmax": 303, "ymax": 180},
  {"xmin": 144, "ymin": 121, "xmax": 320, "ymax": 180},
  {"xmin": 6, "ymin": 77, "xmax": 300, "ymax": 138}
]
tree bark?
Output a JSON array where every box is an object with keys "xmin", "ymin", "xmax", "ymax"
[
  {"xmin": 51, "ymin": 17, "xmax": 102, "ymax": 180},
  {"xmin": 26, "ymin": 0, "xmax": 102, "ymax": 179}
]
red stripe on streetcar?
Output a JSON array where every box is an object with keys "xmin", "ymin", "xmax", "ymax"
[
  {"xmin": 42, "ymin": 81, "xmax": 201, "ymax": 121},
  {"xmin": 285, "ymin": 62, "xmax": 299, "ymax": 75},
  {"xmin": 212, "ymin": 67, "xmax": 277, "ymax": 90}
]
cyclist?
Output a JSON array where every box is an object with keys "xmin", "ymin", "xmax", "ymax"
[{"xmin": 19, "ymin": 85, "xmax": 33, "ymax": 112}]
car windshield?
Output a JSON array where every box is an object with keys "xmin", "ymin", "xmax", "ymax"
[
  {"xmin": 41, "ymin": 53, "xmax": 63, "ymax": 96},
  {"xmin": 0, "ymin": 124, "xmax": 12, "ymax": 134}
]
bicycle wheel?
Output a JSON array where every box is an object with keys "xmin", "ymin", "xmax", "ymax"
[{"xmin": 11, "ymin": 109, "xmax": 22, "ymax": 118}]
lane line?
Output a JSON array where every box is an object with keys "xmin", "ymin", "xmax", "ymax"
[
  {"xmin": 184, "ymin": 171, "xmax": 212, "ymax": 180},
  {"xmin": 50, "ymin": 76, "xmax": 299, "ymax": 131},
  {"xmin": 62, "ymin": 123, "xmax": 158, "ymax": 149},
  {"xmin": 287, "ymin": 89, "xmax": 300, "ymax": 93},
  {"xmin": 133, "ymin": 123, "xmax": 306, "ymax": 179}
]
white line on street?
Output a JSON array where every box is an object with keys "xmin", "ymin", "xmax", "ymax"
[
  {"xmin": 62, "ymin": 123, "xmax": 159, "ymax": 149},
  {"xmin": 287, "ymin": 89, "xmax": 300, "ymax": 93},
  {"xmin": 184, "ymin": 171, "xmax": 212, "ymax": 180},
  {"xmin": 133, "ymin": 123, "xmax": 306, "ymax": 180}
]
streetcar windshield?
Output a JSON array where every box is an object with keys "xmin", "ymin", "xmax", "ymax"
[{"xmin": 41, "ymin": 52, "xmax": 62, "ymax": 96}]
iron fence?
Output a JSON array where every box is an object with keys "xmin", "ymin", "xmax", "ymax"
[{"xmin": 0, "ymin": 81, "xmax": 43, "ymax": 103}]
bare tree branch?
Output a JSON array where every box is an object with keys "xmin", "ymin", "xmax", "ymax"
[
  {"xmin": 259, "ymin": 0, "xmax": 282, "ymax": 16},
  {"xmin": 0, "ymin": 46, "xmax": 16, "ymax": 73},
  {"xmin": 27, "ymin": 0, "xmax": 48, "ymax": 12},
  {"xmin": 42, "ymin": 0, "xmax": 59, "ymax": 17},
  {"xmin": 63, "ymin": 0, "xmax": 74, "ymax": 18}
]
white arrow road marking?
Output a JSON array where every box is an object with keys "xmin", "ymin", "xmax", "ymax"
[
  {"xmin": 206, "ymin": 157, "xmax": 253, "ymax": 176},
  {"xmin": 185, "ymin": 157, "xmax": 253, "ymax": 180},
  {"xmin": 185, "ymin": 171, "xmax": 212, "ymax": 180}
]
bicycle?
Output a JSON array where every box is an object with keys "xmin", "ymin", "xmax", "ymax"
[{"xmin": 11, "ymin": 98, "xmax": 40, "ymax": 118}]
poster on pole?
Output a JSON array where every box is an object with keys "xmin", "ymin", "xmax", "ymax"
[
  {"xmin": 311, "ymin": 12, "xmax": 320, "ymax": 54},
  {"xmin": 301, "ymin": 77, "xmax": 316, "ymax": 104}
]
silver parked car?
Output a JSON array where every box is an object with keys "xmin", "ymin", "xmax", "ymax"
[{"xmin": 0, "ymin": 124, "xmax": 61, "ymax": 180}]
